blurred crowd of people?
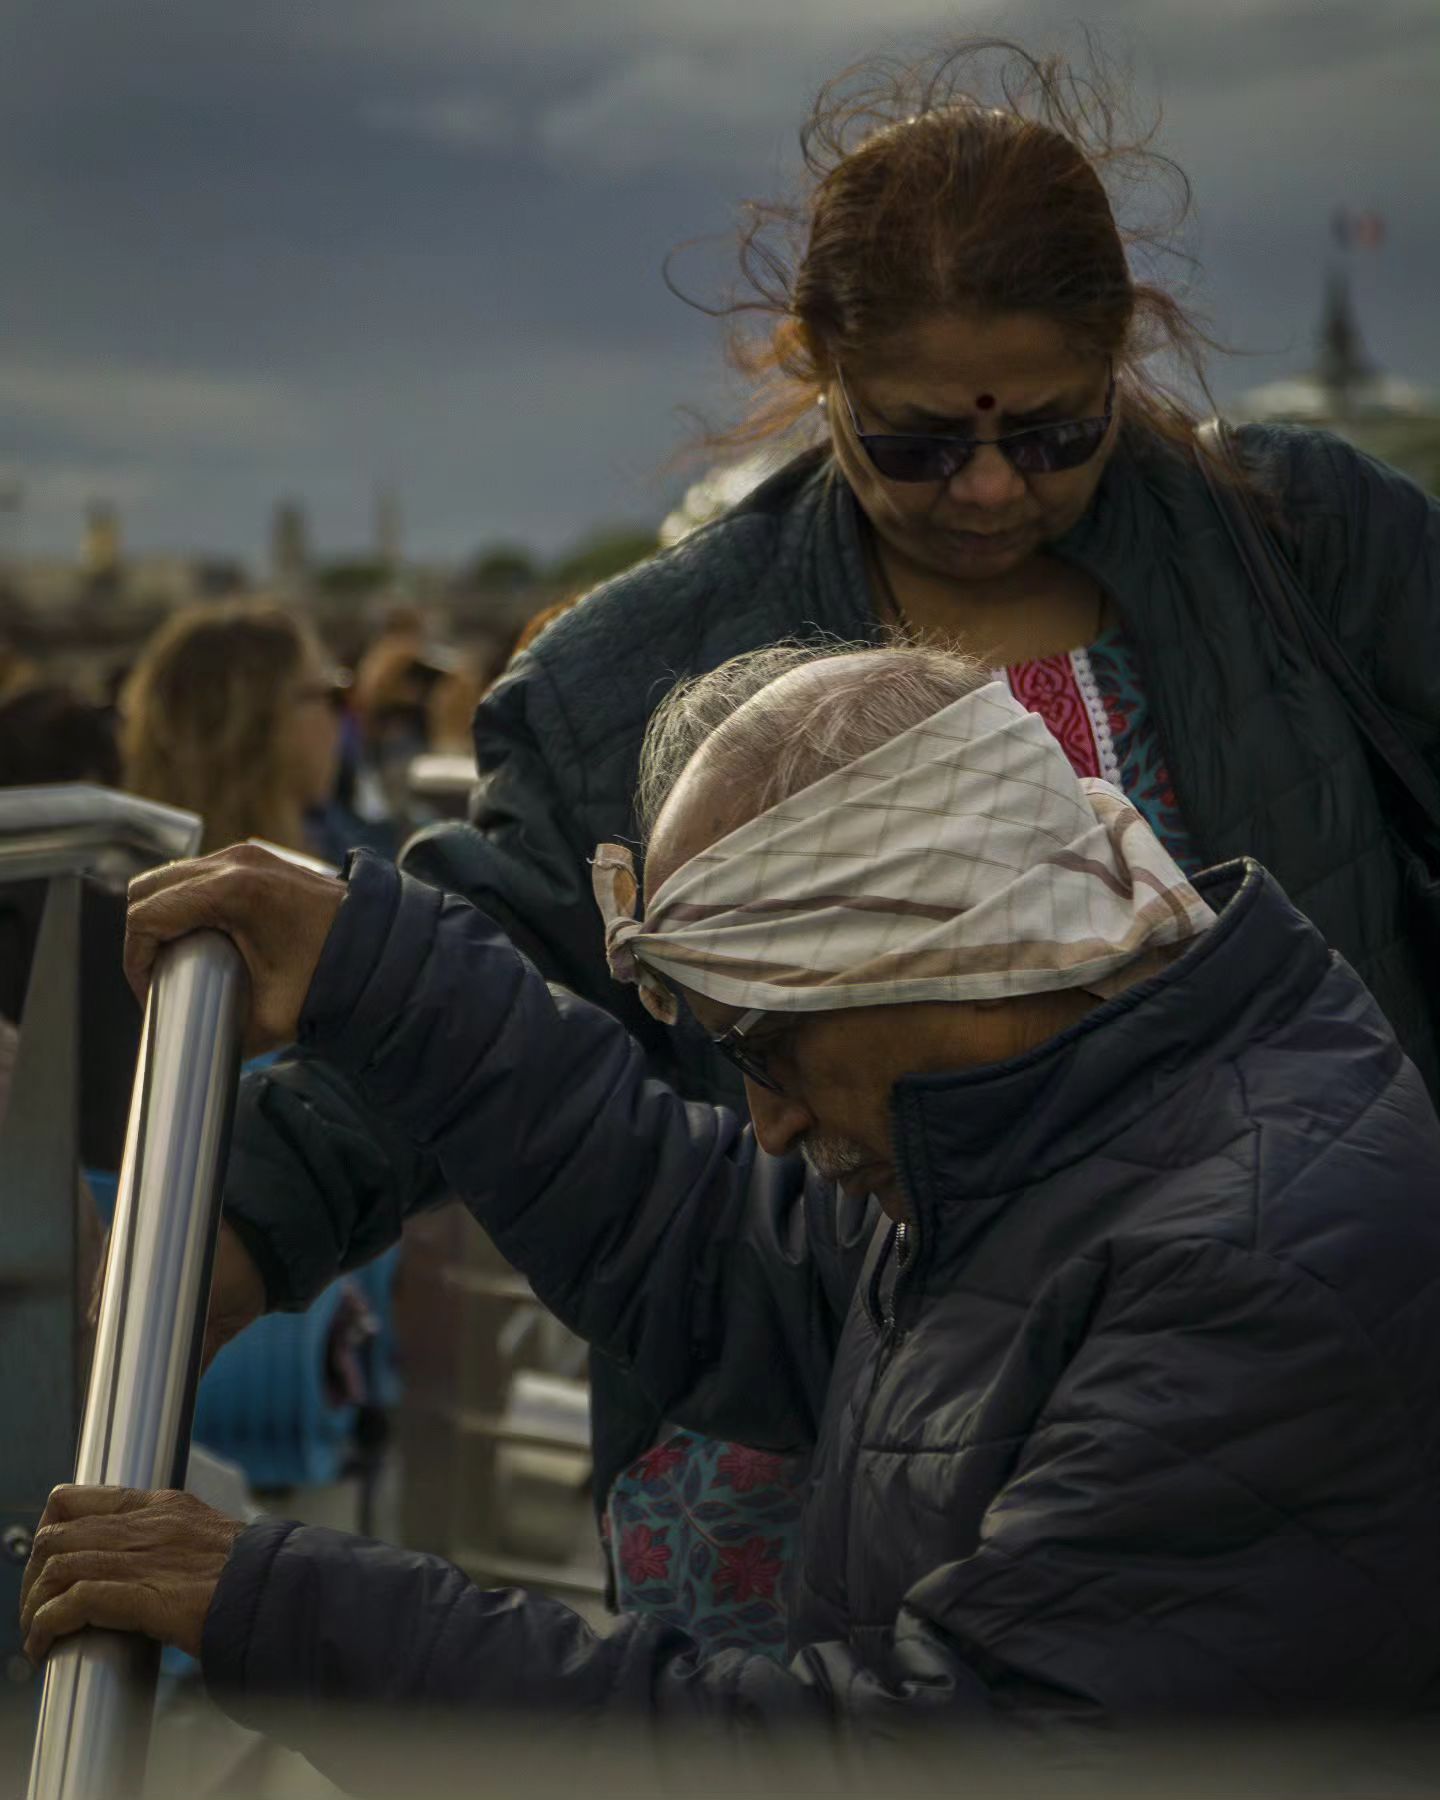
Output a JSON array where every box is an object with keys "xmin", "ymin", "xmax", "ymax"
[{"xmin": 0, "ymin": 596, "xmax": 557, "ymax": 864}]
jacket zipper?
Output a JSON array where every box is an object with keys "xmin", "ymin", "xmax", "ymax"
[
  {"xmin": 881, "ymin": 1094, "xmax": 920, "ymax": 1341},
  {"xmin": 881, "ymin": 1221, "xmax": 910, "ymax": 1335},
  {"xmin": 836, "ymin": 1155, "xmax": 920, "ymax": 1619},
  {"xmin": 872, "ymin": 1219, "xmax": 918, "ymax": 1390},
  {"xmin": 849, "ymin": 1222, "xmax": 911, "ymax": 1448}
]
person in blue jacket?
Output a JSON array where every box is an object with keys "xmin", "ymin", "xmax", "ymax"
[{"xmin": 23, "ymin": 645, "xmax": 1440, "ymax": 1779}]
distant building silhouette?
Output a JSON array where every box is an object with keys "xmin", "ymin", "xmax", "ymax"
[
  {"xmin": 1236, "ymin": 258, "xmax": 1438, "ymax": 494},
  {"xmin": 0, "ymin": 482, "xmax": 20, "ymax": 571},
  {"xmin": 81, "ymin": 503, "xmax": 122, "ymax": 585},
  {"xmin": 375, "ymin": 486, "xmax": 403, "ymax": 573},
  {"xmin": 659, "ymin": 447, "xmax": 792, "ymax": 548},
  {"xmin": 271, "ymin": 500, "xmax": 311, "ymax": 593}
]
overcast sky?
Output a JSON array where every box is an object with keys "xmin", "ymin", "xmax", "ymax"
[{"xmin": 1, "ymin": 0, "xmax": 1436, "ymax": 566}]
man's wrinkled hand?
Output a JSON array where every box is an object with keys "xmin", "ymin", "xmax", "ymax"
[
  {"xmin": 126, "ymin": 843, "xmax": 345, "ymax": 1056},
  {"xmin": 20, "ymin": 1487, "xmax": 244, "ymax": 1664}
]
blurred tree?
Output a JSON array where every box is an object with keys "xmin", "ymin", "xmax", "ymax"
[
  {"xmin": 467, "ymin": 545, "xmax": 539, "ymax": 591},
  {"xmin": 314, "ymin": 558, "xmax": 391, "ymax": 596},
  {"xmin": 1408, "ymin": 443, "xmax": 1440, "ymax": 497},
  {"xmin": 195, "ymin": 559, "xmax": 249, "ymax": 597},
  {"xmin": 549, "ymin": 527, "xmax": 657, "ymax": 590}
]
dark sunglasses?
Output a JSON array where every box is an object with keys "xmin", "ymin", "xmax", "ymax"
[
  {"xmin": 710, "ymin": 1007, "xmax": 783, "ymax": 1093},
  {"xmin": 837, "ymin": 366, "xmax": 1115, "ymax": 484}
]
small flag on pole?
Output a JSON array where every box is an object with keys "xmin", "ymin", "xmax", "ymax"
[{"xmin": 1332, "ymin": 208, "xmax": 1386, "ymax": 250}]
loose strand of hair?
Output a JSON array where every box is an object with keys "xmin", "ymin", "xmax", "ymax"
[{"xmin": 668, "ymin": 34, "xmax": 1237, "ymax": 467}]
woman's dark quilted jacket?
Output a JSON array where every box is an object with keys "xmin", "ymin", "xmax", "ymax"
[
  {"xmin": 204, "ymin": 851, "xmax": 1440, "ymax": 1769},
  {"xmin": 220, "ymin": 424, "xmax": 1440, "ymax": 1509}
]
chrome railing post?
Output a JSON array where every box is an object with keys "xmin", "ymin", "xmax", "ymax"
[
  {"xmin": 26, "ymin": 931, "xmax": 245, "ymax": 1800},
  {"xmin": 0, "ymin": 787, "xmax": 202, "ymax": 1721}
]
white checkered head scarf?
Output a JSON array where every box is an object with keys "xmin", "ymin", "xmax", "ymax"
[{"xmin": 592, "ymin": 679, "xmax": 1214, "ymax": 1025}]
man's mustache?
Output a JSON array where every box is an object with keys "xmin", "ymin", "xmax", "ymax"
[{"xmin": 801, "ymin": 1133, "xmax": 870, "ymax": 1183}]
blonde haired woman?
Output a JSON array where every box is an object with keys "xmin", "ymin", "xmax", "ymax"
[{"xmin": 123, "ymin": 601, "xmax": 342, "ymax": 856}]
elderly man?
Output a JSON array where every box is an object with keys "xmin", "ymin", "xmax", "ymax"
[{"xmin": 21, "ymin": 645, "xmax": 1440, "ymax": 1755}]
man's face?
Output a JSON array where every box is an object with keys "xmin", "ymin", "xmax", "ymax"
[{"xmin": 682, "ymin": 990, "xmax": 1044, "ymax": 1221}]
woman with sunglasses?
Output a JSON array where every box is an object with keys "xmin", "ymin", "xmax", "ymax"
[{"xmin": 214, "ymin": 38, "xmax": 1440, "ymax": 1660}]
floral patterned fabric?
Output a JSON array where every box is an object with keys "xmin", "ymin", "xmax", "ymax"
[
  {"xmin": 1087, "ymin": 632, "xmax": 1199, "ymax": 871},
  {"xmin": 606, "ymin": 622, "xmax": 1197, "ymax": 1658},
  {"xmin": 604, "ymin": 1434, "xmax": 803, "ymax": 1656},
  {"xmin": 1005, "ymin": 624, "xmax": 1200, "ymax": 873}
]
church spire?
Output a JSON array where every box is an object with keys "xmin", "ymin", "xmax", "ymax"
[{"xmin": 1313, "ymin": 266, "xmax": 1373, "ymax": 408}]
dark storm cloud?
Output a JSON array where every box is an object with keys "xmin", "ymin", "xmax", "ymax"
[{"xmin": 0, "ymin": 0, "xmax": 1435, "ymax": 561}]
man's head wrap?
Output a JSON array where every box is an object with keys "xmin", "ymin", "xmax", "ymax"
[{"xmin": 592, "ymin": 680, "xmax": 1213, "ymax": 1026}]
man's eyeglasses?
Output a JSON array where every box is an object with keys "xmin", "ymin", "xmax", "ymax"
[
  {"xmin": 709, "ymin": 1008, "xmax": 783, "ymax": 1093},
  {"xmin": 836, "ymin": 367, "xmax": 1116, "ymax": 484}
]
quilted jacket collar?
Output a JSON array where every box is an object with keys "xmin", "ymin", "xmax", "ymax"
[
  {"xmin": 756, "ymin": 430, "xmax": 1190, "ymax": 644},
  {"xmin": 888, "ymin": 862, "xmax": 1333, "ymax": 1248}
]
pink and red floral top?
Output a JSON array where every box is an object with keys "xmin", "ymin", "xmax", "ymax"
[
  {"xmin": 605, "ymin": 624, "xmax": 1196, "ymax": 1658},
  {"xmin": 1002, "ymin": 624, "xmax": 1197, "ymax": 872}
]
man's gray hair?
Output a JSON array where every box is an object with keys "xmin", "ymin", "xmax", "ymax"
[{"xmin": 637, "ymin": 640, "xmax": 990, "ymax": 839}]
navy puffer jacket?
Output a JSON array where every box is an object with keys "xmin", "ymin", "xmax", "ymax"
[
  {"xmin": 203, "ymin": 853, "xmax": 1440, "ymax": 1772},
  {"xmin": 220, "ymin": 426, "xmax": 1440, "ymax": 1508}
]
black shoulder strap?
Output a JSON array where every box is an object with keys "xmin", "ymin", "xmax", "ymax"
[{"xmin": 1195, "ymin": 418, "xmax": 1440, "ymax": 837}]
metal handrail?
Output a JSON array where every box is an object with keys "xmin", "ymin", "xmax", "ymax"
[
  {"xmin": 27, "ymin": 932, "xmax": 246, "ymax": 1800},
  {"xmin": 0, "ymin": 786, "xmax": 202, "ymax": 889},
  {"xmin": 0, "ymin": 788, "xmax": 205, "ymax": 1750}
]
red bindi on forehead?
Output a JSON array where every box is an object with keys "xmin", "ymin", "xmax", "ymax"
[{"xmin": 975, "ymin": 393, "xmax": 996, "ymax": 411}]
